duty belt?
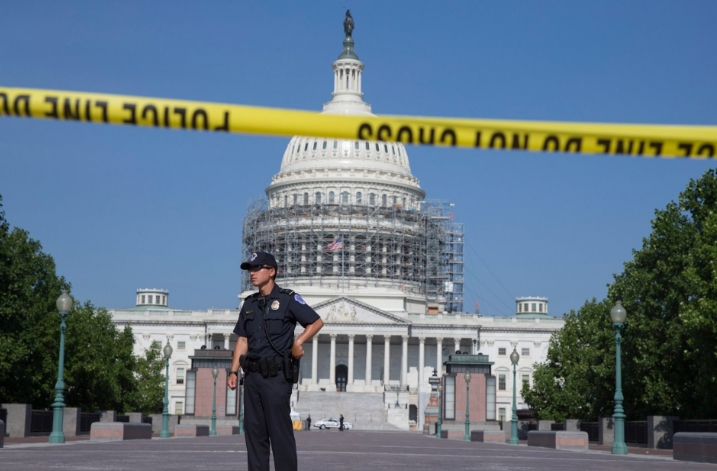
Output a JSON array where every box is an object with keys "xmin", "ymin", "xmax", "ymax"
[{"xmin": 243, "ymin": 357, "xmax": 283, "ymax": 378}]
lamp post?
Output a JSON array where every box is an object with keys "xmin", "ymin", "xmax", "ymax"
[
  {"xmin": 49, "ymin": 289, "xmax": 73, "ymax": 444},
  {"xmin": 509, "ymin": 348, "xmax": 520, "ymax": 445},
  {"xmin": 464, "ymin": 372, "xmax": 471, "ymax": 441},
  {"xmin": 611, "ymin": 301, "xmax": 628, "ymax": 455},
  {"xmin": 437, "ymin": 383, "xmax": 443, "ymax": 438},
  {"xmin": 210, "ymin": 366, "xmax": 218, "ymax": 436},
  {"xmin": 160, "ymin": 339, "xmax": 173, "ymax": 438},
  {"xmin": 394, "ymin": 386, "xmax": 401, "ymax": 409}
]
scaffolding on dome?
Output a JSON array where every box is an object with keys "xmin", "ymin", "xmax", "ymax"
[{"xmin": 241, "ymin": 199, "xmax": 464, "ymax": 312}]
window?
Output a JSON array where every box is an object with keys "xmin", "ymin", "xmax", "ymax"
[
  {"xmin": 522, "ymin": 348, "xmax": 530, "ymax": 356},
  {"xmin": 539, "ymin": 304, "xmax": 543, "ymax": 313},
  {"xmin": 498, "ymin": 374, "xmax": 506, "ymax": 391},
  {"xmin": 333, "ymin": 141, "xmax": 338, "ymax": 149},
  {"xmin": 176, "ymin": 367, "xmax": 185, "ymax": 385},
  {"xmin": 498, "ymin": 407, "xmax": 506, "ymax": 422},
  {"xmin": 185, "ymin": 371, "xmax": 196, "ymax": 414},
  {"xmin": 392, "ymin": 146, "xmax": 395, "ymax": 155},
  {"xmin": 315, "ymin": 192, "xmax": 322, "ymax": 204},
  {"xmin": 156, "ymin": 295, "xmax": 160, "ymax": 304},
  {"xmin": 354, "ymin": 141, "xmax": 359, "ymax": 150},
  {"xmin": 284, "ymin": 195, "xmax": 288, "ymax": 207},
  {"xmin": 141, "ymin": 295, "xmax": 145, "ymax": 304},
  {"xmin": 522, "ymin": 374, "xmax": 530, "ymax": 388},
  {"xmin": 303, "ymin": 193, "xmax": 309, "ymax": 205},
  {"xmin": 444, "ymin": 376, "xmax": 455, "ymax": 420},
  {"xmin": 342, "ymin": 191, "xmax": 349, "ymax": 203},
  {"xmin": 177, "ymin": 341, "xmax": 186, "ymax": 350},
  {"xmin": 384, "ymin": 144, "xmax": 388, "ymax": 153},
  {"xmin": 329, "ymin": 191, "xmax": 335, "ymax": 203},
  {"xmin": 523, "ymin": 303, "xmax": 528, "ymax": 312},
  {"xmin": 293, "ymin": 194, "xmax": 298, "ymax": 205},
  {"xmin": 486, "ymin": 376, "xmax": 496, "ymax": 420},
  {"xmin": 531, "ymin": 303, "xmax": 536, "ymax": 311},
  {"xmin": 366, "ymin": 142, "xmax": 370, "ymax": 150},
  {"xmin": 498, "ymin": 348, "xmax": 506, "ymax": 356},
  {"xmin": 356, "ymin": 192, "xmax": 362, "ymax": 203},
  {"xmin": 322, "ymin": 141, "xmax": 327, "ymax": 149},
  {"xmin": 312, "ymin": 142, "xmax": 317, "ymax": 150},
  {"xmin": 175, "ymin": 401, "xmax": 184, "ymax": 416},
  {"xmin": 375, "ymin": 143, "xmax": 380, "ymax": 151},
  {"xmin": 382, "ymin": 194, "xmax": 387, "ymax": 206},
  {"xmin": 304, "ymin": 142, "xmax": 308, "ymax": 151},
  {"xmin": 369, "ymin": 193, "xmax": 376, "ymax": 205},
  {"xmin": 518, "ymin": 303, "xmax": 522, "ymax": 312},
  {"xmin": 162, "ymin": 296, "xmax": 166, "ymax": 305},
  {"xmin": 392, "ymin": 196, "xmax": 397, "ymax": 205}
]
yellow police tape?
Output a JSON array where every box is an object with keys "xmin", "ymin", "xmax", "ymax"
[{"xmin": 2, "ymin": 86, "xmax": 717, "ymax": 159}]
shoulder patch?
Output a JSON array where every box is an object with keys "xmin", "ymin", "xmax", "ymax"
[
  {"xmin": 279, "ymin": 288, "xmax": 295, "ymax": 295},
  {"xmin": 294, "ymin": 293, "xmax": 306, "ymax": 305}
]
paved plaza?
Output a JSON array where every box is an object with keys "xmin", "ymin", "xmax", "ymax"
[{"xmin": 1, "ymin": 431, "xmax": 713, "ymax": 471}]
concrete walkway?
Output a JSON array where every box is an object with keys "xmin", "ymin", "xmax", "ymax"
[{"xmin": 0, "ymin": 430, "xmax": 710, "ymax": 470}]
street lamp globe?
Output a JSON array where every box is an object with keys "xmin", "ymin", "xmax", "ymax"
[
  {"xmin": 163, "ymin": 341, "xmax": 173, "ymax": 359},
  {"xmin": 464, "ymin": 372, "xmax": 471, "ymax": 382},
  {"xmin": 212, "ymin": 366, "xmax": 219, "ymax": 379},
  {"xmin": 510, "ymin": 348, "xmax": 520, "ymax": 365},
  {"xmin": 56, "ymin": 289, "xmax": 73, "ymax": 313},
  {"xmin": 610, "ymin": 300, "xmax": 627, "ymax": 324}
]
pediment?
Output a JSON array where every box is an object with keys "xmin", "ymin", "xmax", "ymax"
[{"xmin": 312, "ymin": 297, "xmax": 410, "ymax": 325}]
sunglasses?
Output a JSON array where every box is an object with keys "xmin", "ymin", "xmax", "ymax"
[{"xmin": 248, "ymin": 265, "xmax": 273, "ymax": 273}]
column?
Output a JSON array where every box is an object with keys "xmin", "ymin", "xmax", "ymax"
[
  {"xmin": 347, "ymin": 334, "xmax": 355, "ymax": 385},
  {"xmin": 365, "ymin": 334, "xmax": 373, "ymax": 386},
  {"xmin": 436, "ymin": 337, "xmax": 443, "ymax": 375},
  {"xmin": 311, "ymin": 336, "xmax": 319, "ymax": 385},
  {"xmin": 454, "ymin": 337, "xmax": 462, "ymax": 354},
  {"xmin": 206, "ymin": 333, "xmax": 212, "ymax": 349},
  {"xmin": 223, "ymin": 333, "xmax": 230, "ymax": 350},
  {"xmin": 401, "ymin": 335, "xmax": 409, "ymax": 387},
  {"xmin": 418, "ymin": 337, "xmax": 426, "ymax": 385},
  {"xmin": 329, "ymin": 334, "xmax": 337, "ymax": 387},
  {"xmin": 383, "ymin": 335, "xmax": 391, "ymax": 384}
]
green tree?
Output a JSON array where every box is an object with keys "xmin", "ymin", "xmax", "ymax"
[
  {"xmin": 124, "ymin": 341, "xmax": 165, "ymax": 415},
  {"xmin": 525, "ymin": 169, "xmax": 717, "ymax": 420}
]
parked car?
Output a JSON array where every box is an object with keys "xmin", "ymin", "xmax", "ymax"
[{"xmin": 313, "ymin": 418, "xmax": 353, "ymax": 430}]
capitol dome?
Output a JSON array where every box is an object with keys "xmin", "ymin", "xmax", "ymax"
[
  {"xmin": 241, "ymin": 15, "xmax": 463, "ymax": 314},
  {"xmin": 265, "ymin": 23, "xmax": 424, "ymax": 210}
]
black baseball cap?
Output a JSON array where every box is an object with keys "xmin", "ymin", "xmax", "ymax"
[{"xmin": 240, "ymin": 251, "xmax": 278, "ymax": 270}]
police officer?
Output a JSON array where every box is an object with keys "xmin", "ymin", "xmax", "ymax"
[{"xmin": 227, "ymin": 251, "xmax": 324, "ymax": 471}]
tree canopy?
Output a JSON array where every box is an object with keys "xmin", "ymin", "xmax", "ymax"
[
  {"xmin": 0, "ymin": 195, "xmax": 165, "ymax": 413},
  {"xmin": 525, "ymin": 169, "xmax": 717, "ymax": 421}
]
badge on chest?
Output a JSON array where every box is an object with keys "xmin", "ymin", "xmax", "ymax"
[{"xmin": 271, "ymin": 300, "xmax": 280, "ymax": 310}]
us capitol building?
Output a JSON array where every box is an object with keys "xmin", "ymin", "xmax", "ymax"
[{"xmin": 110, "ymin": 16, "xmax": 564, "ymax": 431}]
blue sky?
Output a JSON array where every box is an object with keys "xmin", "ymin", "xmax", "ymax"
[{"xmin": 1, "ymin": 1, "xmax": 715, "ymax": 316}]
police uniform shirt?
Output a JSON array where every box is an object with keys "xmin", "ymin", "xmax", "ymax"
[{"xmin": 233, "ymin": 284, "xmax": 320, "ymax": 358}]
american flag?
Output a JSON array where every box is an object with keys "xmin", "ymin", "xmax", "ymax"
[{"xmin": 326, "ymin": 236, "xmax": 343, "ymax": 252}]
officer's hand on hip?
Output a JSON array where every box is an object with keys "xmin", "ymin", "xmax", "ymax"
[
  {"xmin": 227, "ymin": 373, "xmax": 237, "ymax": 390},
  {"xmin": 292, "ymin": 340, "xmax": 304, "ymax": 359}
]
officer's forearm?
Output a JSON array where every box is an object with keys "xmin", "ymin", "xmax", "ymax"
[
  {"xmin": 231, "ymin": 337, "xmax": 248, "ymax": 372},
  {"xmin": 295, "ymin": 318, "xmax": 324, "ymax": 346}
]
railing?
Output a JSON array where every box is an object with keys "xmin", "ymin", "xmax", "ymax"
[
  {"xmin": 551, "ymin": 422, "xmax": 565, "ymax": 431},
  {"xmin": 674, "ymin": 420, "xmax": 717, "ymax": 433},
  {"xmin": 116, "ymin": 415, "xmax": 130, "ymax": 423},
  {"xmin": 30, "ymin": 410, "xmax": 53, "ymax": 434},
  {"xmin": 79, "ymin": 412, "xmax": 101, "ymax": 433},
  {"xmin": 580, "ymin": 422, "xmax": 599, "ymax": 442},
  {"xmin": 625, "ymin": 421, "xmax": 647, "ymax": 444}
]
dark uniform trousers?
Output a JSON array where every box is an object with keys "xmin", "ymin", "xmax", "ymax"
[{"xmin": 244, "ymin": 366, "xmax": 297, "ymax": 471}]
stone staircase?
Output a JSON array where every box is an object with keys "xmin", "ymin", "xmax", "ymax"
[{"xmin": 292, "ymin": 391, "xmax": 401, "ymax": 431}]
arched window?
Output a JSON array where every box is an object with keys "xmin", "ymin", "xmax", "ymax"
[
  {"xmin": 384, "ymin": 144, "xmax": 388, "ymax": 153},
  {"xmin": 304, "ymin": 143, "xmax": 308, "ymax": 151},
  {"xmin": 333, "ymin": 141, "xmax": 338, "ymax": 149},
  {"xmin": 329, "ymin": 191, "xmax": 335, "ymax": 204},
  {"xmin": 312, "ymin": 142, "xmax": 317, "ymax": 150},
  {"xmin": 354, "ymin": 141, "xmax": 359, "ymax": 149},
  {"xmin": 365, "ymin": 142, "xmax": 370, "ymax": 150},
  {"xmin": 369, "ymin": 193, "xmax": 376, "ymax": 205},
  {"xmin": 303, "ymin": 193, "xmax": 309, "ymax": 205},
  {"xmin": 393, "ymin": 196, "xmax": 397, "ymax": 205},
  {"xmin": 322, "ymin": 141, "xmax": 327, "ymax": 149},
  {"xmin": 375, "ymin": 143, "xmax": 380, "ymax": 151},
  {"xmin": 284, "ymin": 195, "xmax": 288, "ymax": 207},
  {"xmin": 382, "ymin": 194, "xmax": 387, "ymax": 206},
  {"xmin": 293, "ymin": 194, "xmax": 298, "ymax": 205},
  {"xmin": 342, "ymin": 191, "xmax": 349, "ymax": 204},
  {"xmin": 356, "ymin": 192, "xmax": 362, "ymax": 203},
  {"xmin": 315, "ymin": 192, "xmax": 322, "ymax": 204},
  {"xmin": 392, "ymin": 146, "xmax": 395, "ymax": 155}
]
